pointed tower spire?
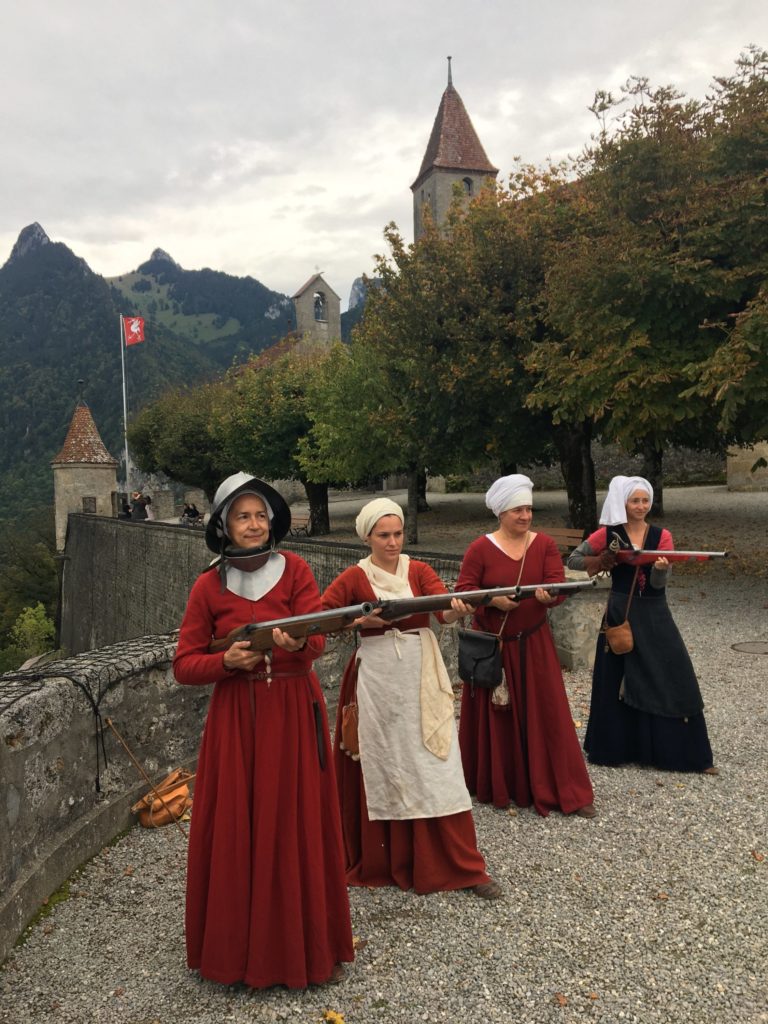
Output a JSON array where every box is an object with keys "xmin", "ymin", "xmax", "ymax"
[
  {"xmin": 51, "ymin": 400, "xmax": 118, "ymax": 551},
  {"xmin": 411, "ymin": 64, "xmax": 499, "ymax": 239}
]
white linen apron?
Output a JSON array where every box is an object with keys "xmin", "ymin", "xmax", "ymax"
[{"xmin": 356, "ymin": 628, "xmax": 472, "ymax": 821}]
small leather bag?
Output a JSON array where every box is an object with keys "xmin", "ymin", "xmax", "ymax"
[
  {"xmin": 130, "ymin": 768, "xmax": 194, "ymax": 828},
  {"xmin": 457, "ymin": 625, "xmax": 506, "ymax": 688},
  {"xmin": 458, "ymin": 531, "xmax": 528, "ymax": 689},
  {"xmin": 602, "ymin": 567, "xmax": 639, "ymax": 655},
  {"xmin": 340, "ymin": 658, "xmax": 361, "ymax": 761}
]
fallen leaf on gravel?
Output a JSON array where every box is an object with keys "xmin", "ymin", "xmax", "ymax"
[
  {"xmin": 655, "ymin": 780, "xmax": 664, "ymax": 787},
  {"xmin": 653, "ymin": 892, "xmax": 669, "ymax": 901},
  {"xmin": 588, "ymin": 992, "xmax": 599, "ymax": 1000},
  {"xmin": 572, "ymin": 719, "xmax": 582, "ymax": 728},
  {"xmin": 112, "ymin": 987, "xmax": 125, "ymax": 997},
  {"xmin": 675, "ymin": 783, "xmax": 686, "ymax": 789},
  {"xmin": 508, "ymin": 808, "xmax": 518, "ymax": 817},
  {"xmin": 554, "ymin": 992, "xmax": 568, "ymax": 1006},
  {"xmin": 353, "ymin": 935, "xmax": 369, "ymax": 950},
  {"xmin": 323, "ymin": 1012, "xmax": 345, "ymax": 1023},
  {"xmin": 123, "ymin": 866, "xmax": 135, "ymax": 876},
  {"xmin": 751, "ymin": 850, "xmax": 765, "ymax": 862}
]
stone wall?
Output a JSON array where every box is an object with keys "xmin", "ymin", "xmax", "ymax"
[
  {"xmin": 0, "ymin": 636, "xmax": 209, "ymax": 963},
  {"xmin": 60, "ymin": 516, "xmax": 212, "ymax": 656},
  {"xmin": 726, "ymin": 442, "xmax": 768, "ymax": 491}
]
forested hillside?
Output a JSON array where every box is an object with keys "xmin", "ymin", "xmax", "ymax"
[{"xmin": 0, "ymin": 226, "xmax": 315, "ymax": 514}]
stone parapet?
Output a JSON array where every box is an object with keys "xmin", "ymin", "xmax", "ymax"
[{"xmin": 0, "ymin": 636, "xmax": 209, "ymax": 963}]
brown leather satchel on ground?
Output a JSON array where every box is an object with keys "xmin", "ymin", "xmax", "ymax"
[
  {"xmin": 340, "ymin": 659, "xmax": 361, "ymax": 761},
  {"xmin": 130, "ymin": 768, "xmax": 194, "ymax": 828}
]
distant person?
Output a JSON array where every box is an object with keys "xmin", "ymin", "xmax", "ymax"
[
  {"xmin": 118, "ymin": 500, "xmax": 131, "ymax": 521},
  {"xmin": 144, "ymin": 495, "xmax": 155, "ymax": 520},
  {"xmin": 182, "ymin": 503, "xmax": 201, "ymax": 522},
  {"xmin": 130, "ymin": 491, "xmax": 147, "ymax": 521},
  {"xmin": 567, "ymin": 475, "xmax": 717, "ymax": 774}
]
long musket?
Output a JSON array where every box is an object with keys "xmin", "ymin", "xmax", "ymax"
[
  {"xmin": 208, "ymin": 603, "xmax": 375, "ymax": 653},
  {"xmin": 375, "ymin": 579, "xmax": 597, "ymax": 620},
  {"xmin": 613, "ymin": 550, "xmax": 729, "ymax": 566}
]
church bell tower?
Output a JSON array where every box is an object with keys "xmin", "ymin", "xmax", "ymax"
[{"xmin": 411, "ymin": 57, "xmax": 498, "ymax": 240}]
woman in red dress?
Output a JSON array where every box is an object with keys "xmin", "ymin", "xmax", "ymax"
[
  {"xmin": 173, "ymin": 473, "xmax": 353, "ymax": 989},
  {"xmin": 456, "ymin": 474, "xmax": 596, "ymax": 818},
  {"xmin": 322, "ymin": 498, "xmax": 501, "ymax": 898}
]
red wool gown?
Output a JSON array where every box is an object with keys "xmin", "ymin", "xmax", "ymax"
[
  {"xmin": 457, "ymin": 533, "xmax": 594, "ymax": 817},
  {"xmin": 173, "ymin": 553, "xmax": 353, "ymax": 989},
  {"xmin": 323, "ymin": 560, "xmax": 490, "ymax": 895}
]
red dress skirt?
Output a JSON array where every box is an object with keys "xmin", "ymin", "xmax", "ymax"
[
  {"xmin": 323, "ymin": 561, "xmax": 490, "ymax": 894},
  {"xmin": 174, "ymin": 554, "xmax": 353, "ymax": 988},
  {"xmin": 457, "ymin": 534, "xmax": 594, "ymax": 817}
]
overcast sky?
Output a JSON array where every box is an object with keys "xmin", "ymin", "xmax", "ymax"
[{"xmin": 2, "ymin": 1, "xmax": 766, "ymax": 309}]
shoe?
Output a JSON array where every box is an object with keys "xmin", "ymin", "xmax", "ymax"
[
  {"xmin": 702, "ymin": 766, "xmax": 720, "ymax": 776},
  {"xmin": 324, "ymin": 964, "xmax": 347, "ymax": 985},
  {"xmin": 575, "ymin": 803, "xmax": 597, "ymax": 818},
  {"xmin": 472, "ymin": 879, "xmax": 502, "ymax": 900}
]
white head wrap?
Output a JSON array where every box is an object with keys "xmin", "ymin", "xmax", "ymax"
[
  {"xmin": 599, "ymin": 475, "xmax": 654, "ymax": 526},
  {"xmin": 355, "ymin": 498, "xmax": 404, "ymax": 540},
  {"xmin": 485, "ymin": 474, "xmax": 534, "ymax": 517}
]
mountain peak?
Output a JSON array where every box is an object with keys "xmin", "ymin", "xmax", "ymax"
[
  {"xmin": 149, "ymin": 248, "xmax": 179, "ymax": 267},
  {"xmin": 8, "ymin": 223, "xmax": 51, "ymax": 263}
]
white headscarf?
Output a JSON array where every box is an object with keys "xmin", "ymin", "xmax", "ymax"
[
  {"xmin": 599, "ymin": 475, "xmax": 654, "ymax": 526},
  {"xmin": 485, "ymin": 474, "xmax": 534, "ymax": 517},
  {"xmin": 355, "ymin": 498, "xmax": 404, "ymax": 539}
]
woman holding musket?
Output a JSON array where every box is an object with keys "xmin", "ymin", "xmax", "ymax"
[
  {"xmin": 456, "ymin": 474, "xmax": 596, "ymax": 818},
  {"xmin": 567, "ymin": 475, "xmax": 716, "ymax": 773},
  {"xmin": 322, "ymin": 498, "xmax": 501, "ymax": 898},
  {"xmin": 173, "ymin": 472, "xmax": 353, "ymax": 988}
]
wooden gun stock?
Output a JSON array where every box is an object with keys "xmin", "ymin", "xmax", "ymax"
[{"xmin": 208, "ymin": 602, "xmax": 375, "ymax": 653}]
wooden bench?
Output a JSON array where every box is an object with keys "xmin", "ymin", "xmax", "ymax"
[
  {"xmin": 545, "ymin": 527, "xmax": 585, "ymax": 557},
  {"xmin": 289, "ymin": 511, "xmax": 311, "ymax": 537}
]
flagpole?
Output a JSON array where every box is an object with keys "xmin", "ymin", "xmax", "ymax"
[{"xmin": 119, "ymin": 315, "xmax": 131, "ymax": 496}]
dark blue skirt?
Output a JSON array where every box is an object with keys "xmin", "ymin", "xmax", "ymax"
[{"xmin": 584, "ymin": 632, "xmax": 714, "ymax": 772}]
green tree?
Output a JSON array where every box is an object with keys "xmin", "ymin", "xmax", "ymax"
[
  {"xmin": 215, "ymin": 345, "xmax": 339, "ymax": 534},
  {"xmin": 303, "ymin": 210, "xmax": 553, "ymax": 541},
  {"xmin": 129, "ymin": 381, "xmax": 239, "ymax": 500},
  {"xmin": 525, "ymin": 53, "xmax": 768, "ymax": 517},
  {"xmin": 10, "ymin": 602, "xmax": 55, "ymax": 656}
]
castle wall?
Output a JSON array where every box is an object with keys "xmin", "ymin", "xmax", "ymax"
[{"xmin": 60, "ymin": 517, "xmax": 211, "ymax": 655}]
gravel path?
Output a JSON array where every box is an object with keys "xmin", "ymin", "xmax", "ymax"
[{"xmin": 1, "ymin": 488, "xmax": 766, "ymax": 1024}]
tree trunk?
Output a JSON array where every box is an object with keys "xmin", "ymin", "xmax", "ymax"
[
  {"xmin": 303, "ymin": 479, "xmax": 330, "ymax": 535},
  {"xmin": 555, "ymin": 422, "xmax": 597, "ymax": 531},
  {"xmin": 417, "ymin": 469, "xmax": 430, "ymax": 513},
  {"xmin": 641, "ymin": 441, "xmax": 664, "ymax": 517},
  {"xmin": 406, "ymin": 468, "xmax": 419, "ymax": 545}
]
